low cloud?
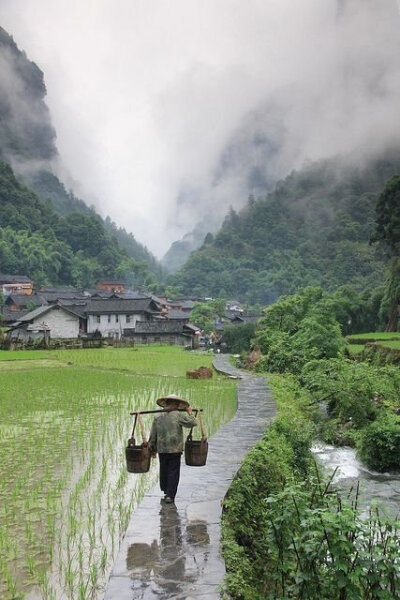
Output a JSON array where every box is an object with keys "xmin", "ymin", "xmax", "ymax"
[{"xmin": 0, "ymin": 0, "xmax": 399, "ymax": 255}]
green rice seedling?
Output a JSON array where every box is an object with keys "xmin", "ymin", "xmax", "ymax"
[{"xmin": 0, "ymin": 346, "xmax": 236, "ymax": 599}]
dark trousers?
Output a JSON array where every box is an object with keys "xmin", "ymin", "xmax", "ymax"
[{"xmin": 159, "ymin": 453, "xmax": 181, "ymax": 500}]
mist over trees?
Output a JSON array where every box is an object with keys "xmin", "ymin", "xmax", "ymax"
[
  {"xmin": 0, "ymin": 26, "xmax": 162, "ymax": 288},
  {"xmin": 170, "ymin": 150, "xmax": 400, "ymax": 309},
  {"xmin": 0, "ymin": 161, "xmax": 162, "ymax": 287}
]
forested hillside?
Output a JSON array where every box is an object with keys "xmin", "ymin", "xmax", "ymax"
[
  {"xmin": 171, "ymin": 151, "xmax": 400, "ymax": 303},
  {"xmin": 0, "ymin": 26, "xmax": 162, "ymax": 287},
  {"xmin": 0, "ymin": 161, "xmax": 162, "ymax": 287}
]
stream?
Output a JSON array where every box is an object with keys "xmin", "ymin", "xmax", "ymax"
[{"xmin": 312, "ymin": 443, "xmax": 400, "ymax": 518}]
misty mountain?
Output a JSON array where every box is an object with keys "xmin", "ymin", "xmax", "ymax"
[
  {"xmin": 165, "ymin": 0, "xmax": 400, "ymax": 261},
  {"xmin": 0, "ymin": 160, "xmax": 163, "ymax": 287},
  {"xmin": 170, "ymin": 149, "xmax": 400, "ymax": 303},
  {"xmin": 0, "ymin": 26, "xmax": 56, "ymax": 166},
  {"xmin": 162, "ymin": 222, "xmax": 213, "ymax": 273},
  {"xmin": 0, "ymin": 26, "xmax": 162, "ymax": 283}
]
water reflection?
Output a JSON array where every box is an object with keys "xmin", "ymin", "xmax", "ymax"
[{"xmin": 126, "ymin": 504, "xmax": 210, "ymax": 597}]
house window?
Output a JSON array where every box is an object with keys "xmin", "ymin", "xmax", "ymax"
[
  {"xmin": 126, "ymin": 315, "xmax": 131, "ymax": 324},
  {"xmin": 108, "ymin": 315, "xmax": 111, "ymax": 323},
  {"xmin": 96, "ymin": 315, "xmax": 100, "ymax": 324},
  {"xmin": 116, "ymin": 314, "xmax": 119, "ymax": 323}
]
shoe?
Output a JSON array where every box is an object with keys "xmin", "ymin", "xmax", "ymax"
[{"xmin": 163, "ymin": 496, "xmax": 174, "ymax": 504}]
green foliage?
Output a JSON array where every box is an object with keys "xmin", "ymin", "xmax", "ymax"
[
  {"xmin": 171, "ymin": 152, "xmax": 400, "ymax": 302},
  {"xmin": 222, "ymin": 322, "xmax": 257, "ymax": 353},
  {"xmin": 222, "ymin": 377, "xmax": 315, "ymax": 598},
  {"xmin": 254, "ymin": 478, "xmax": 400, "ymax": 600},
  {"xmin": 372, "ymin": 175, "xmax": 400, "ymax": 255},
  {"xmin": 359, "ymin": 415, "xmax": 400, "ymax": 471},
  {"xmin": 190, "ymin": 302, "xmax": 215, "ymax": 333},
  {"xmin": 0, "ymin": 346, "xmax": 236, "ymax": 599},
  {"xmin": 301, "ymin": 358, "xmax": 400, "ymax": 457},
  {"xmin": 371, "ymin": 176, "xmax": 400, "ymax": 331},
  {"xmin": 0, "ymin": 161, "xmax": 161, "ymax": 287},
  {"xmin": 0, "ymin": 291, "xmax": 3, "ymax": 341},
  {"xmin": 189, "ymin": 299, "xmax": 226, "ymax": 333},
  {"xmin": 379, "ymin": 256, "xmax": 400, "ymax": 331},
  {"xmin": 222, "ymin": 375, "xmax": 400, "ymax": 599},
  {"xmin": 254, "ymin": 287, "xmax": 345, "ymax": 374}
]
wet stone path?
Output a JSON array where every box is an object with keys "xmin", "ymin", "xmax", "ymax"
[{"xmin": 104, "ymin": 355, "xmax": 276, "ymax": 600}]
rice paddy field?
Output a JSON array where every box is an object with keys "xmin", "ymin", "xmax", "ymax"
[
  {"xmin": 0, "ymin": 346, "xmax": 237, "ymax": 600},
  {"xmin": 346, "ymin": 332, "xmax": 400, "ymax": 356}
]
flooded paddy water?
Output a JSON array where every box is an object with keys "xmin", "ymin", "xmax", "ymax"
[{"xmin": 0, "ymin": 347, "xmax": 236, "ymax": 600}]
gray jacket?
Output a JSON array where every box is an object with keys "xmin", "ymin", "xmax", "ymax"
[{"xmin": 148, "ymin": 411, "xmax": 197, "ymax": 454}]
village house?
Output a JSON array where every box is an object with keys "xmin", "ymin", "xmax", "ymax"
[
  {"xmin": 167, "ymin": 299, "xmax": 196, "ymax": 313},
  {"xmin": 86, "ymin": 297, "xmax": 162, "ymax": 338},
  {"xmin": 95, "ymin": 280, "xmax": 126, "ymax": 294},
  {"xmin": 6, "ymin": 304, "xmax": 84, "ymax": 342},
  {"xmin": 38, "ymin": 287, "xmax": 87, "ymax": 304},
  {"xmin": 0, "ymin": 274, "xmax": 33, "ymax": 296},
  {"xmin": 130, "ymin": 320, "xmax": 200, "ymax": 348},
  {"xmin": 228, "ymin": 314, "xmax": 261, "ymax": 326},
  {"xmin": 166, "ymin": 309, "xmax": 191, "ymax": 323},
  {"xmin": 4, "ymin": 293, "xmax": 48, "ymax": 312}
]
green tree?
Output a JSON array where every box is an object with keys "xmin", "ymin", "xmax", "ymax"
[
  {"xmin": 371, "ymin": 176, "xmax": 400, "ymax": 331},
  {"xmin": 222, "ymin": 322, "xmax": 257, "ymax": 353},
  {"xmin": 254, "ymin": 287, "xmax": 345, "ymax": 374},
  {"xmin": 190, "ymin": 302, "xmax": 215, "ymax": 334}
]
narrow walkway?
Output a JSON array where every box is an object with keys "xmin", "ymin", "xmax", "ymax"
[{"xmin": 104, "ymin": 355, "xmax": 276, "ymax": 600}]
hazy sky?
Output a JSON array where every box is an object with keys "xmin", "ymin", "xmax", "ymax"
[{"xmin": 0, "ymin": 1, "xmax": 399, "ymax": 256}]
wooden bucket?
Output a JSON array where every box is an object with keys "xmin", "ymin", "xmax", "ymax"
[
  {"xmin": 185, "ymin": 412, "xmax": 208, "ymax": 466},
  {"xmin": 185, "ymin": 437, "xmax": 208, "ymax": 466},
  {"xmin": 125, "ymin": 438, "xmax": 151, "ymax": 473},
  {"xmin": 126, "ymin": 413, "xmax": 151, "ymax": 473}
]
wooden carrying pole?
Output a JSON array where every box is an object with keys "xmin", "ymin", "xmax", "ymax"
[{"xmin": 130, "ymin": 408, "xmax": 203, "ymax": 415}]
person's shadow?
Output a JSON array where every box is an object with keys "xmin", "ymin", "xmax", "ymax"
[{"xmin": 126, "ymin": 503, "xmax": 210, "ymax": 597}]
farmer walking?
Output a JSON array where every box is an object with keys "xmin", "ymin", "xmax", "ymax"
[{"xmin": 149, "ymin": 394, "xmax": 197, "ymax": 504}]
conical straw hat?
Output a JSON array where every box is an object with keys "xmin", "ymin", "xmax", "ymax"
[{"xmin": 156, "ymin": 394, "xmax": 190, "ymax": 409}]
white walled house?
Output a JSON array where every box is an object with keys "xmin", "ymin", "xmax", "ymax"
[
  {"xmin": 6, "ymin": 304, "xmax": 82, "ymax": 341},
  {"xmin": 86, "ymin": 298, "xmax": 162, "ymax": 337}
]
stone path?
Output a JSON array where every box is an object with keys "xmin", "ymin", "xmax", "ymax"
[{"xmin": 104, "ymin": 355, "xmax": 276, "ymax": 600}]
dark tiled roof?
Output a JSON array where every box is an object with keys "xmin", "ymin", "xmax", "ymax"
[
  {"xmin": 167, "ymin": 310, "xmax": 190, "ymax": 320},
  {"xmin": 13, "ymin": 304, "xmax": 82, "ymax": 324},
  {"xmin": 181, "ymin": 300, "xmax": 195, "ymax": 309},
  {"xmin": 87, "ymin": 290, "xmax": 112, "ymax": 298},
  {"xmin": 86, "ymin": 298, "xmax": 161, "ymax": 315},
  {"xmin": 135, "ymin": 321, "xmax": 187, "ymax": 334},
  {"xmin": 5, "ymin": 294, "xmax": 48, "ymax": 307},
  {"xmin": 134, "ymin": 321, "xmax": 199, "ymax": 335},
  {"xmin": 184, "ymin": 323, "xmax": 200, "ymax": 333},
  {"xmin": 16, "ymin": 305, "xmax": 54, "ymax": 322},
  {"xmin": 2, "ymin": 309, "xmax": 30, "ymax": 324},
  {"xmin": 0, "ymin": 274, "xmax": 32, "ymax": 284},
  {"xmin": 40, "ymin": 289, "xmax": 86, "ymax": 302},
  {"xmin": 58, "ymin": 300, "xmax": 88, "ymax": 318}
]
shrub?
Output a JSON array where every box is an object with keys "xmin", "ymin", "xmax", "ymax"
[
  {"xmin": 300, "ymin": 358, "xmax": 400, "ymax": 430},
  {"xmin": 222, "ymin": 413, "xmax": 315, "ymax": 598},
  {"xmin": 272, "ymin": 415, "xmax": 313, "ymax": 476},
  {"xmin": 358, "ymin": 415, "xmax": 400, "ymax": 471},
  {"xmin": 222, "ymin": 322, "xmax": 257, "ymax": 353}
]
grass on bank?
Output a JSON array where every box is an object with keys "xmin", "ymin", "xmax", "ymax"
[
  {"xmin": 346, "ymin": 331, "xmax": 400, "ymax": 341},
  {"xmin": 345, "ymin": 344, "xmax": 364, "ymax": 355}
]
